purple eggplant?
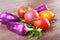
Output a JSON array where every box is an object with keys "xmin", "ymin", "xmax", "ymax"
[
  {"xmin": 0, "ymin": 18, "xmax": 9, "ymax": 24},
  {"xmin": 0, "ymin": 12, "xmax": 20, "ymax": 24},
  {"xmin": 35, "ymin": 4, "xmax": 49, "ymax": 12},
  {"xmin": 6, "ymin": 22, "xmax": 33, "ymax": 35}
]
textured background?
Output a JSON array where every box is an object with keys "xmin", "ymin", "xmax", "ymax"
[{"xmin": 0, "ymin": 0, "xmax": 60, "ymax": 40}]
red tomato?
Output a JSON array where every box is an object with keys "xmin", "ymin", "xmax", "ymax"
[
  {"xmin": 24, "ymin": 9, "xmax": 39, "ymax": 22},
  {"xmin": 17, "ymin": 5, "xmax": 26, "ymax": 18},
  {"xmin": 17, "ymin": 5, "xmax": 33, "ymax": 18},
  {"xmin": 34, "ymin": 17, "xmax": 50, "ymax": 31}
]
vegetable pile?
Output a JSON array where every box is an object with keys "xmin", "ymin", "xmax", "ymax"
[{"xmin": 0, "ymin": 4, "xmax": 55, "ymax": 38}]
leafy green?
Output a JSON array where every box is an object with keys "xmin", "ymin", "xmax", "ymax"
[
  {"xmin": 28, "ymin": 28, "xmax": 43, "ymax": 38},
  {"xmin": 19, "ymin": 17, "xmax": 26, "ymax": 22},
  {"xmin": 51, "ymin": 18, "xmax": 57, "ymax": 23},
  {"xmin": 53, "ymin": 18, "xmax": 57, "ymax": 21},
  {"xmin": 29, "ymin": 31, "xmax": 35, "ymax": 37}
]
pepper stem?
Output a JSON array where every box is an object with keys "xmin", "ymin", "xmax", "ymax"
[
  {"xmin": 25, "ymin": 26, "xmax": 42, "ymax": 33},
  {"xmin": 25, "ymin": 26, "xmax": 33, "ymax": 32}
]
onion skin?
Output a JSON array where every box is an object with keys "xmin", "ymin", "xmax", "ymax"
[
  {"xmin": 0, "ymin": 12, "xmax": 20, "ymax": 24},
  {"xmin": 6, "ymin": 22, "xmax": 26, "ymax": 35},
  {"xmin": 35, "ymin": 4, "xmax": 49, "ymax": 12}
]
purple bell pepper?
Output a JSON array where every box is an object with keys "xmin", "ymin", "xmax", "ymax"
[
  {"xmin": 35, "ymin": 4, "xmax": 49, "ymax": 12},
  {"xmin": 6, "ymin": 22, "xmax": 33, "ymax": 35},
  {"xmin": 0, "ymin": 12, "xmax": 20, "ymax": 24}
]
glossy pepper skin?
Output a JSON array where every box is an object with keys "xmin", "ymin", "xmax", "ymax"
[
  {"xmin": 0, "ymin": 18, "xmax": 9, "ymax": 24},
  {"xmin": 0, "ymin": 12, "xmax": 20, "ymax": 24},
  {"xmin": 35, "ymin": 4, "xmax": 49, "ymax": 12},
  {"xmin": 6, "ymin": 22, "xmax": 26, "ymax": 35},
  {"xmin": 39, "ymin": 10, "xmax": 54, "ymax": 22},
  {"xmin": 34, "ymin": 17, "xmax": 50, "ymax": 31}
]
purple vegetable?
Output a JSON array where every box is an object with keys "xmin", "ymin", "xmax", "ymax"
[
  {"xmin": 0, "ymin": 12, "xmax": 20, "ymax": 24},
  {"xmin": 0, "ymin": 18, "xmax": 9, "ymax": 24},
  {"xmin": 6, "ymin": 22, "xmax": 33, "ymax": 35},
  {"xmin": 35, "ymin": 4, "xmax": 49, "ymax": 12}
]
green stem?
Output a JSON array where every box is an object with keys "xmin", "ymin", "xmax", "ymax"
[
  {"xmin": 28, "ymin": 28, "xmax": 43, "ymax": 37},
  {"xmin": 25, "ymin": 26, "xmax": 33, "ymax": 32},
  {"xmin": 21, "ymin": 20, "xmax": 26, "ymax": 22}
]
